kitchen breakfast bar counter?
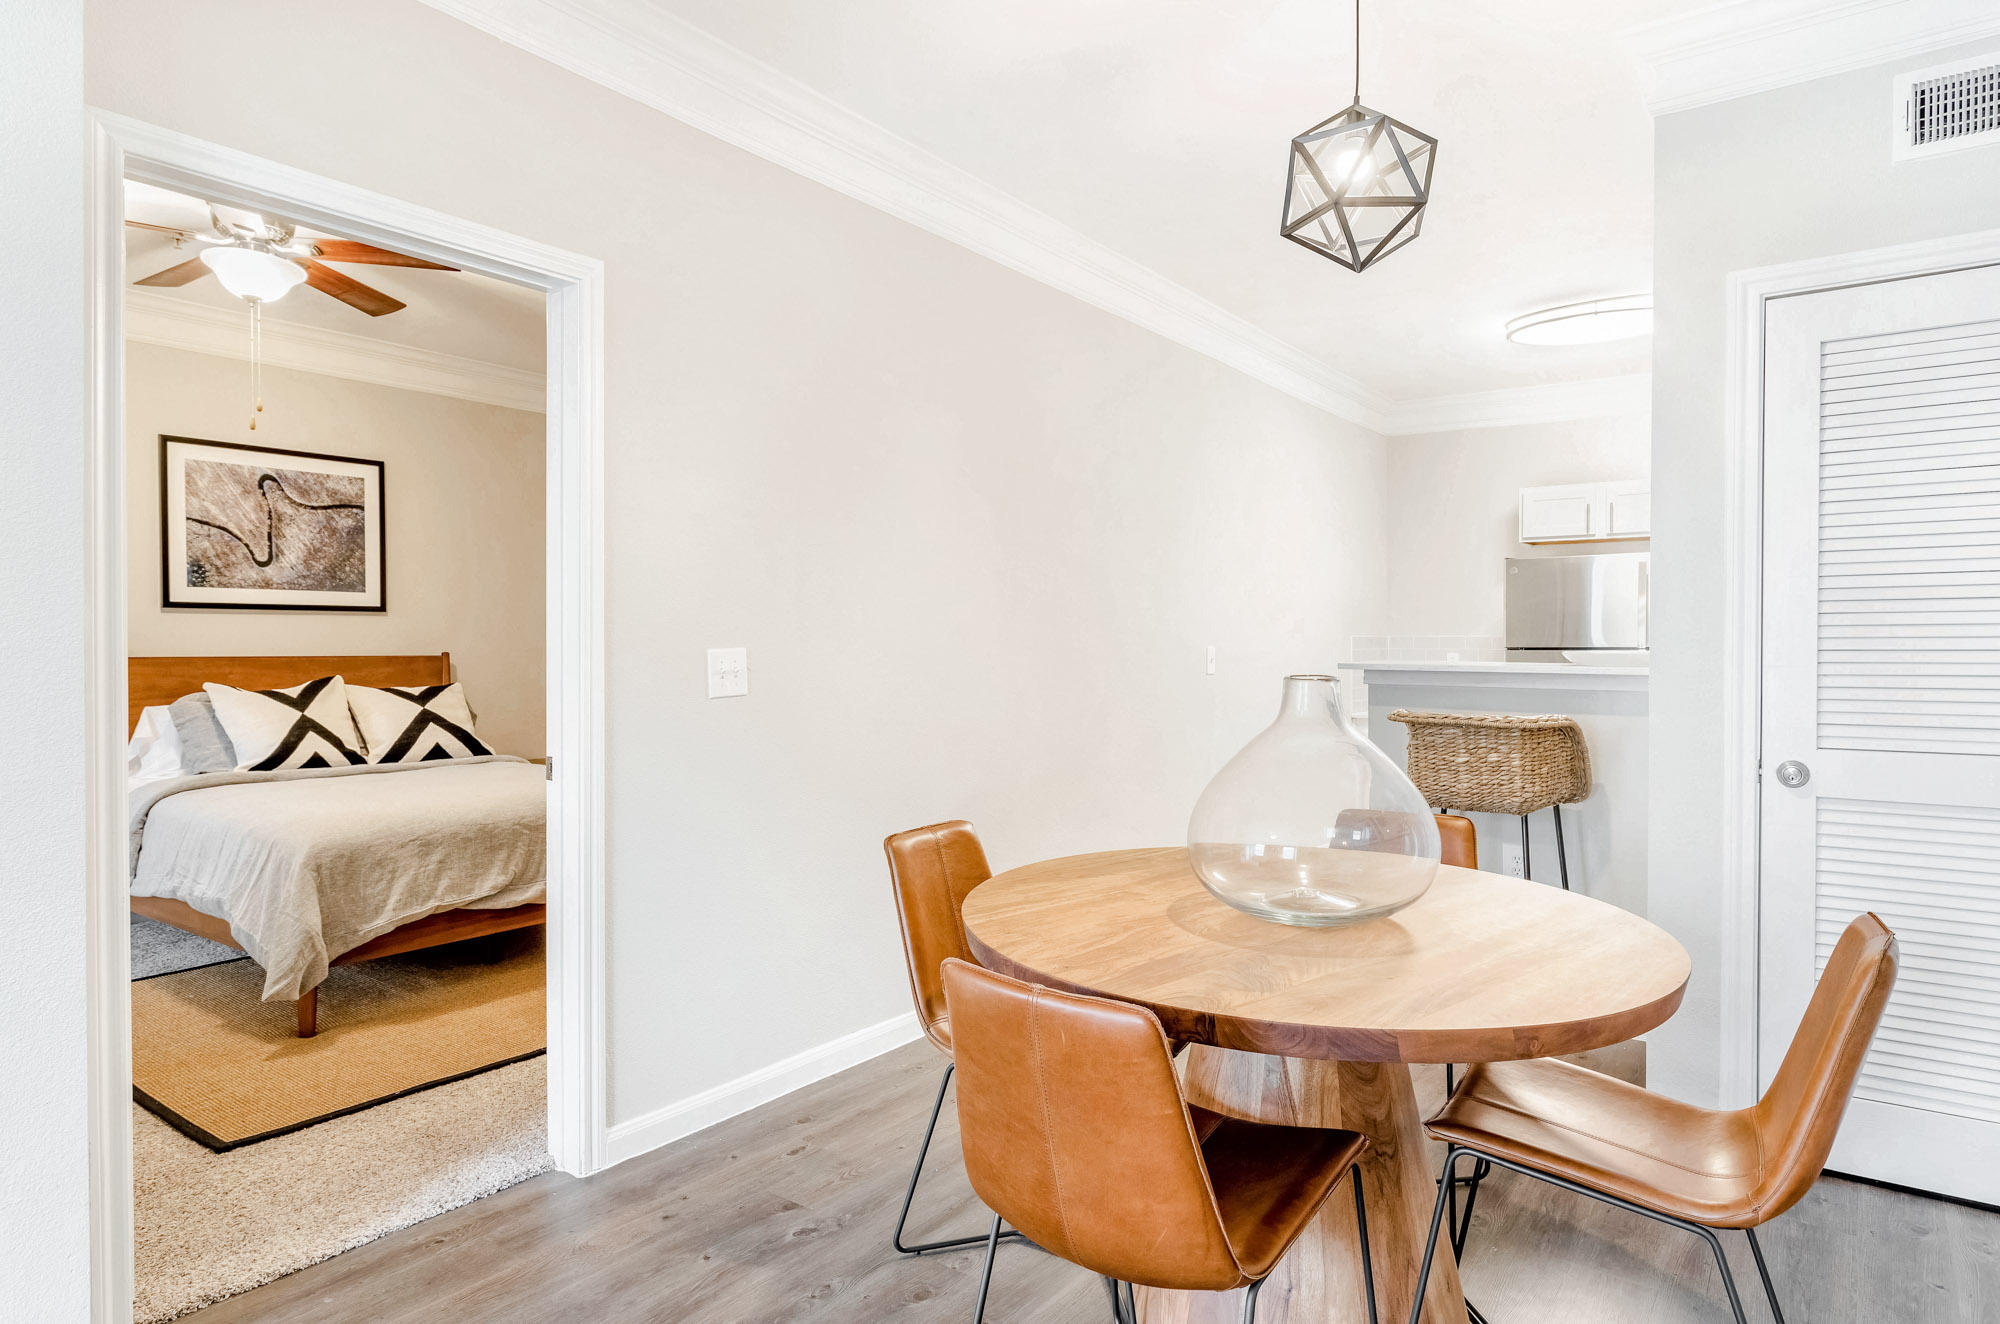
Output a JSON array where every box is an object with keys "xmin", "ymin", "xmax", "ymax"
[{"xmin": 1343, "ymin": 662, "xmax": 1649, "ymax": 921}]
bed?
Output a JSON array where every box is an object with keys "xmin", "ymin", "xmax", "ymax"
[{"xmin": 128, "ymin": 653, "xmax": 546, "ymax": 1037}]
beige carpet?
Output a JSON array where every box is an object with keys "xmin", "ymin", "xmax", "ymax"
[
  {"xmin": 133, "ymin": 943, "xmax": 544, "ymax": 1149},
  {"xmin": 134, "ymin": 1057, "xmax": 554, "ymax": 1323}
]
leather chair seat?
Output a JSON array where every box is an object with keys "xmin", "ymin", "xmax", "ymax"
[
  {"xmin": 1188, "ymin": 1105, "xmax": 1369, "ymax": 1280},
  {"xmin": 923, "ymin": 1014, "xmax": 952, "ymax": 1055},
  {"xmin": 1427, "ymin": 1057, "xmax": 1769, "ymax": 1227}
]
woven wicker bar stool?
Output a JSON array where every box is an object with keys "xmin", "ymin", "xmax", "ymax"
[{"xmin": 1386, "ymin": 710, "xmax": 1591, "ymax": 893}]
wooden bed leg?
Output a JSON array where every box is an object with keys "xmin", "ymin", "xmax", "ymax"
[{"xmin": 296, "ymin": 987, "xmax": 318, "ymax": 1038}]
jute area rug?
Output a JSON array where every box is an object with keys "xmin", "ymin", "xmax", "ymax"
[
  {"xmin": 133, "ymin": 938, "xmax": 544, "ymax": 1150},
  {"xmin": 134, "ymin": 1058, "xmax": 553, "ymax": 1323},
  {"xmin": 129, "ymin": 922, "xmax": 553, "ymax": 1321}
]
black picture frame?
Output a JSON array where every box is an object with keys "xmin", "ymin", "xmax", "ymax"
[{"xmin": 159, "ymin": 435, "xmax": 388, "ymax": 612}]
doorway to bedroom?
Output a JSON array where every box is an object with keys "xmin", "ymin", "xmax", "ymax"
[{"xmin": 104, "ymin": 143, "xmax": 584, "ymax": 1324}]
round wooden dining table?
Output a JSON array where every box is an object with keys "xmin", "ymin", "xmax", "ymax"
[{"xmin": 960, "ymin": 847, "xmax": 1690, "ymax": 1324}]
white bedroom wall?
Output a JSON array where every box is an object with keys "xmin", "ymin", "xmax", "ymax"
[
  {"xmin": 0, "ymin": 0, "xmax": 93, "ymax": 1315},
  {"xmin": 1383, "ymin": 415, "xmax": 1651, "ymax": 639},
  {"xmin": 1652, "ymin": 42, "xmax": 2000, "ymax": 1106},
  {"xmin": 124, "ymin": 343, "xmax": 547, "ymax": 757},
  {"xmin": 84, "ymin": 0, "xmax": 1390, "ymax": 1137}
]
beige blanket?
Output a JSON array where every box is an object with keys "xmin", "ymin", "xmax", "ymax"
[{"xmin": 130, "ymin": 757, "xmax": 546, "ymax": 1001}]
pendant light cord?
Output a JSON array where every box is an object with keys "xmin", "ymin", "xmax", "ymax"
[{"xmin": 1352, "ymin": 0, "xmax": 1361, "ymax": 104}]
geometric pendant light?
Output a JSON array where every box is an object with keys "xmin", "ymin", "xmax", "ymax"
[{"xmin": 1280, "ymin": 0, "xmax": 1437, "ymax": 273}]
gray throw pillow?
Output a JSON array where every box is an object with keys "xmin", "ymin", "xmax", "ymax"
[{"xmin": 168, "ymin": 692, "xmax": 237, "ymax": 773}]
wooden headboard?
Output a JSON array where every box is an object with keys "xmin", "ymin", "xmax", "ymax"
[{"xmin": 129, "ymin": 653, "xmax": 451, "ymax": 735}]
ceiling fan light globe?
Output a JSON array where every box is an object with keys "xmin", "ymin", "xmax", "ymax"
[{"xmin": 200, "ymin": 245, "xmax": 308, "ymax": 304}]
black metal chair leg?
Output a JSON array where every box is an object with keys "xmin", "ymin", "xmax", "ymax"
[
  {"xmin": 1408, "ymin": 1146, "xmax": 1465, "ymax": 1324},
  {"xmin": 1104, "ymin": 1276, "xmax": 1133, "ymax": 1324},
  {"xmin": 1240, "ymin": 1274, "xmax": 1264, "ymax": 1324},
  {"xmin": 1445, "ymin": 1063, "xmax": 1455, "ymax": 1095},
  {"xmin": 1552, "ymin": 804, "xmax": 1571, "ymax": 891},
  {"xmin": 1121, "ymin": 1280, "xmax": 1137, "ymax": 1324},
  {"xmin": 895, "ymin": 1063, "xmax": 1024, "ymax": 1256},
  {"xmin": 1422, "ymin": 1146, "xmax": 1771, "ymax": 1324},
  {"xmin": 971, "ymin": 1215, "xmax": 1003, "ymax": 1322},
  {"xmin": 1520, "ymin": 815, "xmax": 1532, "ymax": 882},
  {"xmin": 1451, "ymin": 1159, "xmax": 1486, "ymax": 1259},
  {"xmin": 1745, "ymin": 1227, "xmax": 1786, "ymax": 1324},
  {"xmin": 1353, "ymin": 1175, "xmax": 1379, "ymax": 1324},
  {"xmin": 1695, "ymin": 1226, "xmax": 1751, "ymax": 1324}
]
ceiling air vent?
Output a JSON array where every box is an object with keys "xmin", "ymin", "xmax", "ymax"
[{"xmin": 1894, "ymin": 53, "xmax": 2000, "ymax": 162}]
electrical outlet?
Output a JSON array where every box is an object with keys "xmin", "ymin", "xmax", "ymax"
[
  {"xmin": 1498, "ymin": 839, "xmax": 1525, "ymax": 878},
  {"xmin": 706, "ymin": 647, "xmax": 749, "ymax": 698}
]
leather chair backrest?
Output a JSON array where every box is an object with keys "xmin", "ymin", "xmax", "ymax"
[
  {"xmin": 884, "ymin": 821, "xmax": 992, "ymax": 1044},
  {"xmin": 1751, "ymin": 912, "xmax": 1898, "ymax": 1218},
  {"xmin": 1331, "ymin": 809, "xmax": 1476, "ymax": 870},
  {"xmin": 1435, "ymin": 813, "xmax": 1477, "ymax": 870},
  {"xmin": 941, "ymin": 958, "xmax": 1246, "ymax": 1292}
]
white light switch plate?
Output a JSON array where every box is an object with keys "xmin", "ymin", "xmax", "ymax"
[{"xmin": 707, "ymin": 647, "xmax": 749, "ymax": 698}]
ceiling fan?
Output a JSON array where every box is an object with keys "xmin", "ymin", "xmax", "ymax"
[{"xmin": 128, "ymin": 206, "xmax": 456, "ymax": 316}]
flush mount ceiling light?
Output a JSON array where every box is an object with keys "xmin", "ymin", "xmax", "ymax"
[
  {"xmin": 199, "ymin": 242, "xmax": 309, "ymax": 304},
  {"xmin": 1506, "ymin": 295, "xmax": 1654, "ymax": 345},
  {"xmin": 1279, "ymin": 0, "xmax": 1437, "ymax": 273}
]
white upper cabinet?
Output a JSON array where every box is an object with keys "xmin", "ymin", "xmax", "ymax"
[{"xmin": 1519, "ymin": 479, "xmax": 1651, "ymax": 544}]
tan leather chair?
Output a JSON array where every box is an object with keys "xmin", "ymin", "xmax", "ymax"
[
  {"xmin": 1412, "ymin": 912, "xmax": 1898, "ymax": 1324},
  {"xmin": 942, "ymin": 958, "xmax": 1378, "ymax": 1324},
  {"xmin": 883, "ymin": 820, "xmax": 1022, "ymax": 1257},
  {"xmin": 1435, "ymin": 812, "xmax": 1477, "ymax": 869}
]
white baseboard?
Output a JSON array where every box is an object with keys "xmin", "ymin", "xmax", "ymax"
[{"xmin": 604, "ymin": 1011, "xmax": 923, "ymax": 1168}]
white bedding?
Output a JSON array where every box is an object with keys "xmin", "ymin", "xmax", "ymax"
[{"xmin": 130, "ymin": 757, "xmax": 546, "ymax": 1001}]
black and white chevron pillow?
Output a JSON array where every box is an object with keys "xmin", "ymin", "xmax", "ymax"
[
  {"xmin": 346, "ymin": 682, "xmax": 492, "ymax": 763},
  {"xmin": 204, "ymin": 676, "xmax": 368, "ymax": 771}
]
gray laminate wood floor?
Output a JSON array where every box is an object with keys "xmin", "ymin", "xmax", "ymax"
[{"xmin": 188, "ymin": 1040, "xmax": 1997, "ymax": 1323}]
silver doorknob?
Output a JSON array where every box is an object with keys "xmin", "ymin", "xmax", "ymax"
[{"xmin": 1775, "ymin": 760, "xmax": 1810, "ymax": 789}]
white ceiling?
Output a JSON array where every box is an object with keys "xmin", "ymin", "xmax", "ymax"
[
  {"xmin": 122, "ymin": 181, "xmax": 546, "ymax": 374},
  {"xmin": 637, "ymin": 0, "xmax": 1719, "ymax": 403}
]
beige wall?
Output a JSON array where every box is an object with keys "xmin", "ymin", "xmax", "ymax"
[
  {"xmin": 1651, "ymin": 43, "xmax": 2000, "ymax": 1106},
  {"xmin": 126, "ymin": 343, "xmax": 547, "ymax": 757},
  {"xmin": 1384, "ymin": 415, "xmax": 1650, "ymax": 638},
  {"xmin": 86, "ymin": 0, "xmax": 1390, "ymax": 1129}
]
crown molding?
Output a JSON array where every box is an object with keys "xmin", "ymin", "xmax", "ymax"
[
  {"xmin": 1625, "ymin": 0, "xmax": 2000, "ymax": 115},
  {"xmin": 415, "ymin": 0, "xmax": 1397, "ymax": 431},
  {"xmin": 125, "ymin": 288, "xmax": 547, "ymax": 411},
  {"xmin": 1378, "ymin": 373, "xmax": 1651, "ymax": 437}
]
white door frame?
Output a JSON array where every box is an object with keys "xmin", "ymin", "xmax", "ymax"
[
  {"xmin": 1717, "ymin": 225, "xmax": 2000, "ymax": 1110},
  {"xmin": 84, "ymin": 111, "xmax": 608, "ymax": 1322}
]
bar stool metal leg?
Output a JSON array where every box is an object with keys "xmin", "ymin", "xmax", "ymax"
[
  {"xmin": 1520, "ymin": 815, "xmax": 1532, "ymax": 882},
  {"xmin": 1552, "ymin": 803, "xmax": 1571, "ymax": 891}
]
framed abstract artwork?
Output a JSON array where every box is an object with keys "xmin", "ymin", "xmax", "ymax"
[{"xmin": 160, "ymin": 436, "xmax": 387, "ymax": 611}]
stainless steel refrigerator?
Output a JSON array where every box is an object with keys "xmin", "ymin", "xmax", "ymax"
[{"xmin": 1505, "ymin": 553, "xmax": 1649, "ymax": 664}]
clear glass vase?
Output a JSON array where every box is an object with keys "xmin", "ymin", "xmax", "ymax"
[{"xmin": 1188, "ymin": 674, "xmax": 1440, "ymax": 926}]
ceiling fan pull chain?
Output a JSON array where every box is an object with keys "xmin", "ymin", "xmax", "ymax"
[{"xmin": 249, "ymin": 300, "xmax": 263, "ymax": 431}]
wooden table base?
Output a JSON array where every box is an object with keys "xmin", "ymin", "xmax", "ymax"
[{"xmin": 1136, "ymin": 1045, "xmax": 1467, "ymax": 1324}]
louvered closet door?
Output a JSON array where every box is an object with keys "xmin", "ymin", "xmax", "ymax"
[{"xmin": 1760, "ymin": 262, "xmax": 2000, "ymax": 1204}]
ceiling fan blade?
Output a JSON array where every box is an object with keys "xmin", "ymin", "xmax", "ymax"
[
  {"xmin": 134, "ymin": 257, "xmax": 211, "ymax": 288},
  {"xmin": 299, "ymin": 259, "xmax": 406, "ymax": 316},
  {"xmin": 309, "ymin": 239, "xmax": 456, "ymax": 271}
]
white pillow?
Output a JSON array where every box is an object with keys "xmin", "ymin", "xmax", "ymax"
[
  {"xmin": 204, "ymin": 676, "xmax": 367, "ymax": 771},
  {"xmin": 127, "ymin": 705, "xmax": 186, "ymax": 786},
  {"xmin": 345, "ymin": 682, "xmax": 492, "ymax": 763}
]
